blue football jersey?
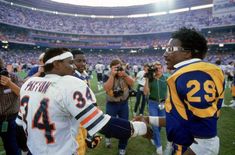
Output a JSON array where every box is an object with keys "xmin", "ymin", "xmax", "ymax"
[{"xmin": 165, "ymin": 61, "xmax": 225, "ymax": 147}]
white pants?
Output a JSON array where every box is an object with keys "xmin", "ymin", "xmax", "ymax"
[{"xmin": 190, "ymin": 136, "xmax": 219, "ymax": 155}]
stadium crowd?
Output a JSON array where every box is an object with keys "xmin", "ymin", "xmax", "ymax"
[
  {"xmin": 0, "ymin": 2, "xmax": 235, "ymax": 35},
  {"xmin": 0, "ymin": 49, "xmax": 234, "ymax": 75},
  {"xmin": 1, "ymin": 23, "xmax": 235, "ymax": 49},
  {"xmin": 0, "ymin": 1, "xmax": 234, "ymax": 155}
]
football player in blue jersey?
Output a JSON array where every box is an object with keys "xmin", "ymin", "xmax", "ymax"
[{"xmin": 135, "ymin": 27, "xmax": 224, "ymax": 155}]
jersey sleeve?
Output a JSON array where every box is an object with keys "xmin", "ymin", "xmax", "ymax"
[
  {"xmin": 16, "ymin": 110, "xmax": 24, "ymax": 126},
  {"xmin": 175, "ymin": 70, "xmax": 223, "ymax": 118},
  {"xmin": 62, "ymin": 76, "xmax": 110, "ymax": 136},
  {"xmin": 15, "ymin": 94, "xmax": 29, "ymax": 128}
]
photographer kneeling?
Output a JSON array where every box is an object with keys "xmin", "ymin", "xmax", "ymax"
[
  {"xmin": 143, "ymin": 61, "xmax": 168, "ymax": 155},
  {"xmin": 103, "ymin": 59, "xmax": 134, "ymax": 155}
]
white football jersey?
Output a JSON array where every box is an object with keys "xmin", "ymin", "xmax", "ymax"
[
  {"xmin": 95, "ymin": 64, "xmax": 104, "ymax": 74},
  {"xmin": 136, "ymin": 70, "xmax": 146, "ymax": 86},
  {"xmin": 16, "ymin": 74, "xmax": 110, "ymax": 155}
]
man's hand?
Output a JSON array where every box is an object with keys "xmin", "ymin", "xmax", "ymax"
[
  {"xmin": 143, "ymin": 123, "xmax": 153, "ymax": 140},
  {"xmin": 133, "ymin": 116, "xmax": 149, "ymax": 124},
  {"xmin": 111, "ymin": 65, "xmax": 118, "ymax": 77},
  {"xmin": 86, "ymin": 134, "xmax": 102, "ymax": 149},
  {"xmin": 0, "ymin": 75, "xmax": 11, "ymax": 87},
  {"xmin": 132, "ymin": 116, "xmax": 152, "ymax": 139}
]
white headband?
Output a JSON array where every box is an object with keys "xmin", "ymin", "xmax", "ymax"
[{"xmin": 45, "ymin": 52, "xmax": 73, "ymax": 65}]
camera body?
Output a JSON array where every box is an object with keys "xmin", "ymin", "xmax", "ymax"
[
  {"xmin": 113, "ymin": 87, "xmax": 124, "ymax": 97},
  {"xmin": 144, "ymin": 64, "xmax": 157, "ymax": 81},
  {"xmin": 116, "ymin": 66, "xmax": 124, "ymax": 72},
  {"xmin": 0, "ymin": 68, "xmax": 9, "ymax": 77}
]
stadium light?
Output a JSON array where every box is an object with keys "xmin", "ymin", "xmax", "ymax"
[
  {"xmin": 148, "ymin": 12, "xmax": 167, "ymax": 16},
  {"xmin": 169, "ymin": 8, "xmax": 189, "ymax": 14},
  {"xmin": 130, "ymin": 50, "xmax": 137, "ymax": 53},
  {"xmin": 2, "ymin": 45, "xmax": 8, "ymax": 49},
  {"xmin": 51, "ymin": 0, "xmax": 160, "ymax": 7},
  {"xmin": 2, "ymin": 40, "xmax": 8, "ymax": 44},
  {"xmin": 190, "ymin": 4, "xmax": 213, "ymax": 10},
  {"xmin": 219, "ymin": 44, "xmax": 224, "ymax": 47},
  {"xmin": 128, "ymin": 14, "xmax": 148, "ymax": 18}
]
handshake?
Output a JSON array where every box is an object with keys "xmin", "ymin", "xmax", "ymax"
[
  {"xmin": 131, "ymin": 116, "xmax": 153, "ymax": 140},
  {"xmin": 86, "ymin": 134, "xmax": 102, "ymax": 149}
]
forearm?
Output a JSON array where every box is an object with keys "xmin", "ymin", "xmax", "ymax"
[
  {"xmin": 8, "ymin": 81, "xmax": 20, "ymax": 96},
  {"xmin": 103, "ymin": 75, "xmax": 115, "ymax": 91},
  {"xmin": 123, "ymin": 75, "xmax": 134, "ymax": 86},
  {"xmin": 99, "ymin": 117, "xmax": 147, "ymax": 139},
  {"xmin": 149, "ymin": 116, "xmax": 166, "ymax": 127},
  {"xmin": 143, "ymin": 79, "xmax": 149, "ymax": 96}
]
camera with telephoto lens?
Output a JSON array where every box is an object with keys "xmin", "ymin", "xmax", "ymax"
[
  {"xmin": 0, "ymin": 68, "xmax": 9, "ymax": 77},
  {"xmin": 113, "ymin": 87, "xmax": 124, "ymax": 97},
  {"xmin": 116, "ymin": 66, "xmax": 124, "ymax": 72},
  {"xmin": 144, "ymin": 64, "xmax": 157, "ymax": 82}
]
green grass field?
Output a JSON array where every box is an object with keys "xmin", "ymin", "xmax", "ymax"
[{"xmin": 0, "ymin": 73, "xmax": 235, "ymax": 155}]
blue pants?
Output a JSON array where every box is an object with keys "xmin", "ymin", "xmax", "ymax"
[
  {"xmin": 106, "ymin": 101, "xmax": 129, "ymax": 149},
  {"xmin": 0, "ymin": 116, "xmax": 21, "ymax": 155},
  {"xmin": 148, "ymin": 100, "xmax": 165, "ymax": 148},
  {"xmin": 134, "ymin": 85, "xmax": 146, "ymax": 115}
]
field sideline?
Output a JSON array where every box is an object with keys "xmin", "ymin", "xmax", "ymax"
[{"xmin": 0, "ymin": 72, "xmax": 234, "ymax": 155}]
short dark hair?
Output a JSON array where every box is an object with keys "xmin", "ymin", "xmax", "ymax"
[
  {"xmin": 172, "ymin": 27, "xmax": 208, "ymax": 59},
  {"xmin": 110, "ymin": 59, "xmax": 122, "ymax": 68},
  {"xmin": 43, "ymin": 48, "xmax": 70, "ymax": 72},
  {"xmin": 71, "ymin": 49, "xmax": 84, "ymax": 57}
]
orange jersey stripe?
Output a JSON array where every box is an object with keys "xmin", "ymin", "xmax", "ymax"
[{"xmin": 80, "ymin": 109, "xmax": 100, "ymax": 126}]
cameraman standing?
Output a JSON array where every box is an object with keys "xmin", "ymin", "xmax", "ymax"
[
  {"xmin": 0, "ymin": 57, "xmax": 21, "ymax": 155},
  {"xmin": 103, "ymin": 59, "xmax": 134, "ymax": 155},
  {"xmin": 144, "ymin": 61, "xmax": 168, "ymax": 155}
]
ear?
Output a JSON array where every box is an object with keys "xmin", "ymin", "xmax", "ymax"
[
  {"xmin": 52, "ymin": 61, "xmax": 61, "ymax": 70},
  {"xmin": 184, "ymin": 51, "xmax": 192, "ymax": 59}
]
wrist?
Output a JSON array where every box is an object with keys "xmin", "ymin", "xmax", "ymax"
[
  {"xmin": 6, "ymin": 81, "xmax": 12, "ymax": 87},
  {"xmin": 131, "ymin": 121, "xmax": 147, "ymax": 137},
  {"xmin": 149, "ymin": 116, "xmax": 159, "ymax": 126}
]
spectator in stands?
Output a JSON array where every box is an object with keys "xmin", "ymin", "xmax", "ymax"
[
  {"xmin": 0, "ymin": 57, "xmax": 21, "ymax": 155},
  {"xmin": 103, "ymin": 59, "xmax": 135, "ymax": 155}
]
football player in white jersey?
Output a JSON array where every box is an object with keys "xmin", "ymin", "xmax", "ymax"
[
  {"xmin": 15, "ymin": 48, "xmax": 152, "ymax": 155},
  {"xmin": 95, "ymin": 62, "xmax": 104, "ymax": 90}
]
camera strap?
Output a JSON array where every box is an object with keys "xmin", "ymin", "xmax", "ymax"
[{"xmin": 112, "ymin": 78, "xmax": 123, "ymax": 90}]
